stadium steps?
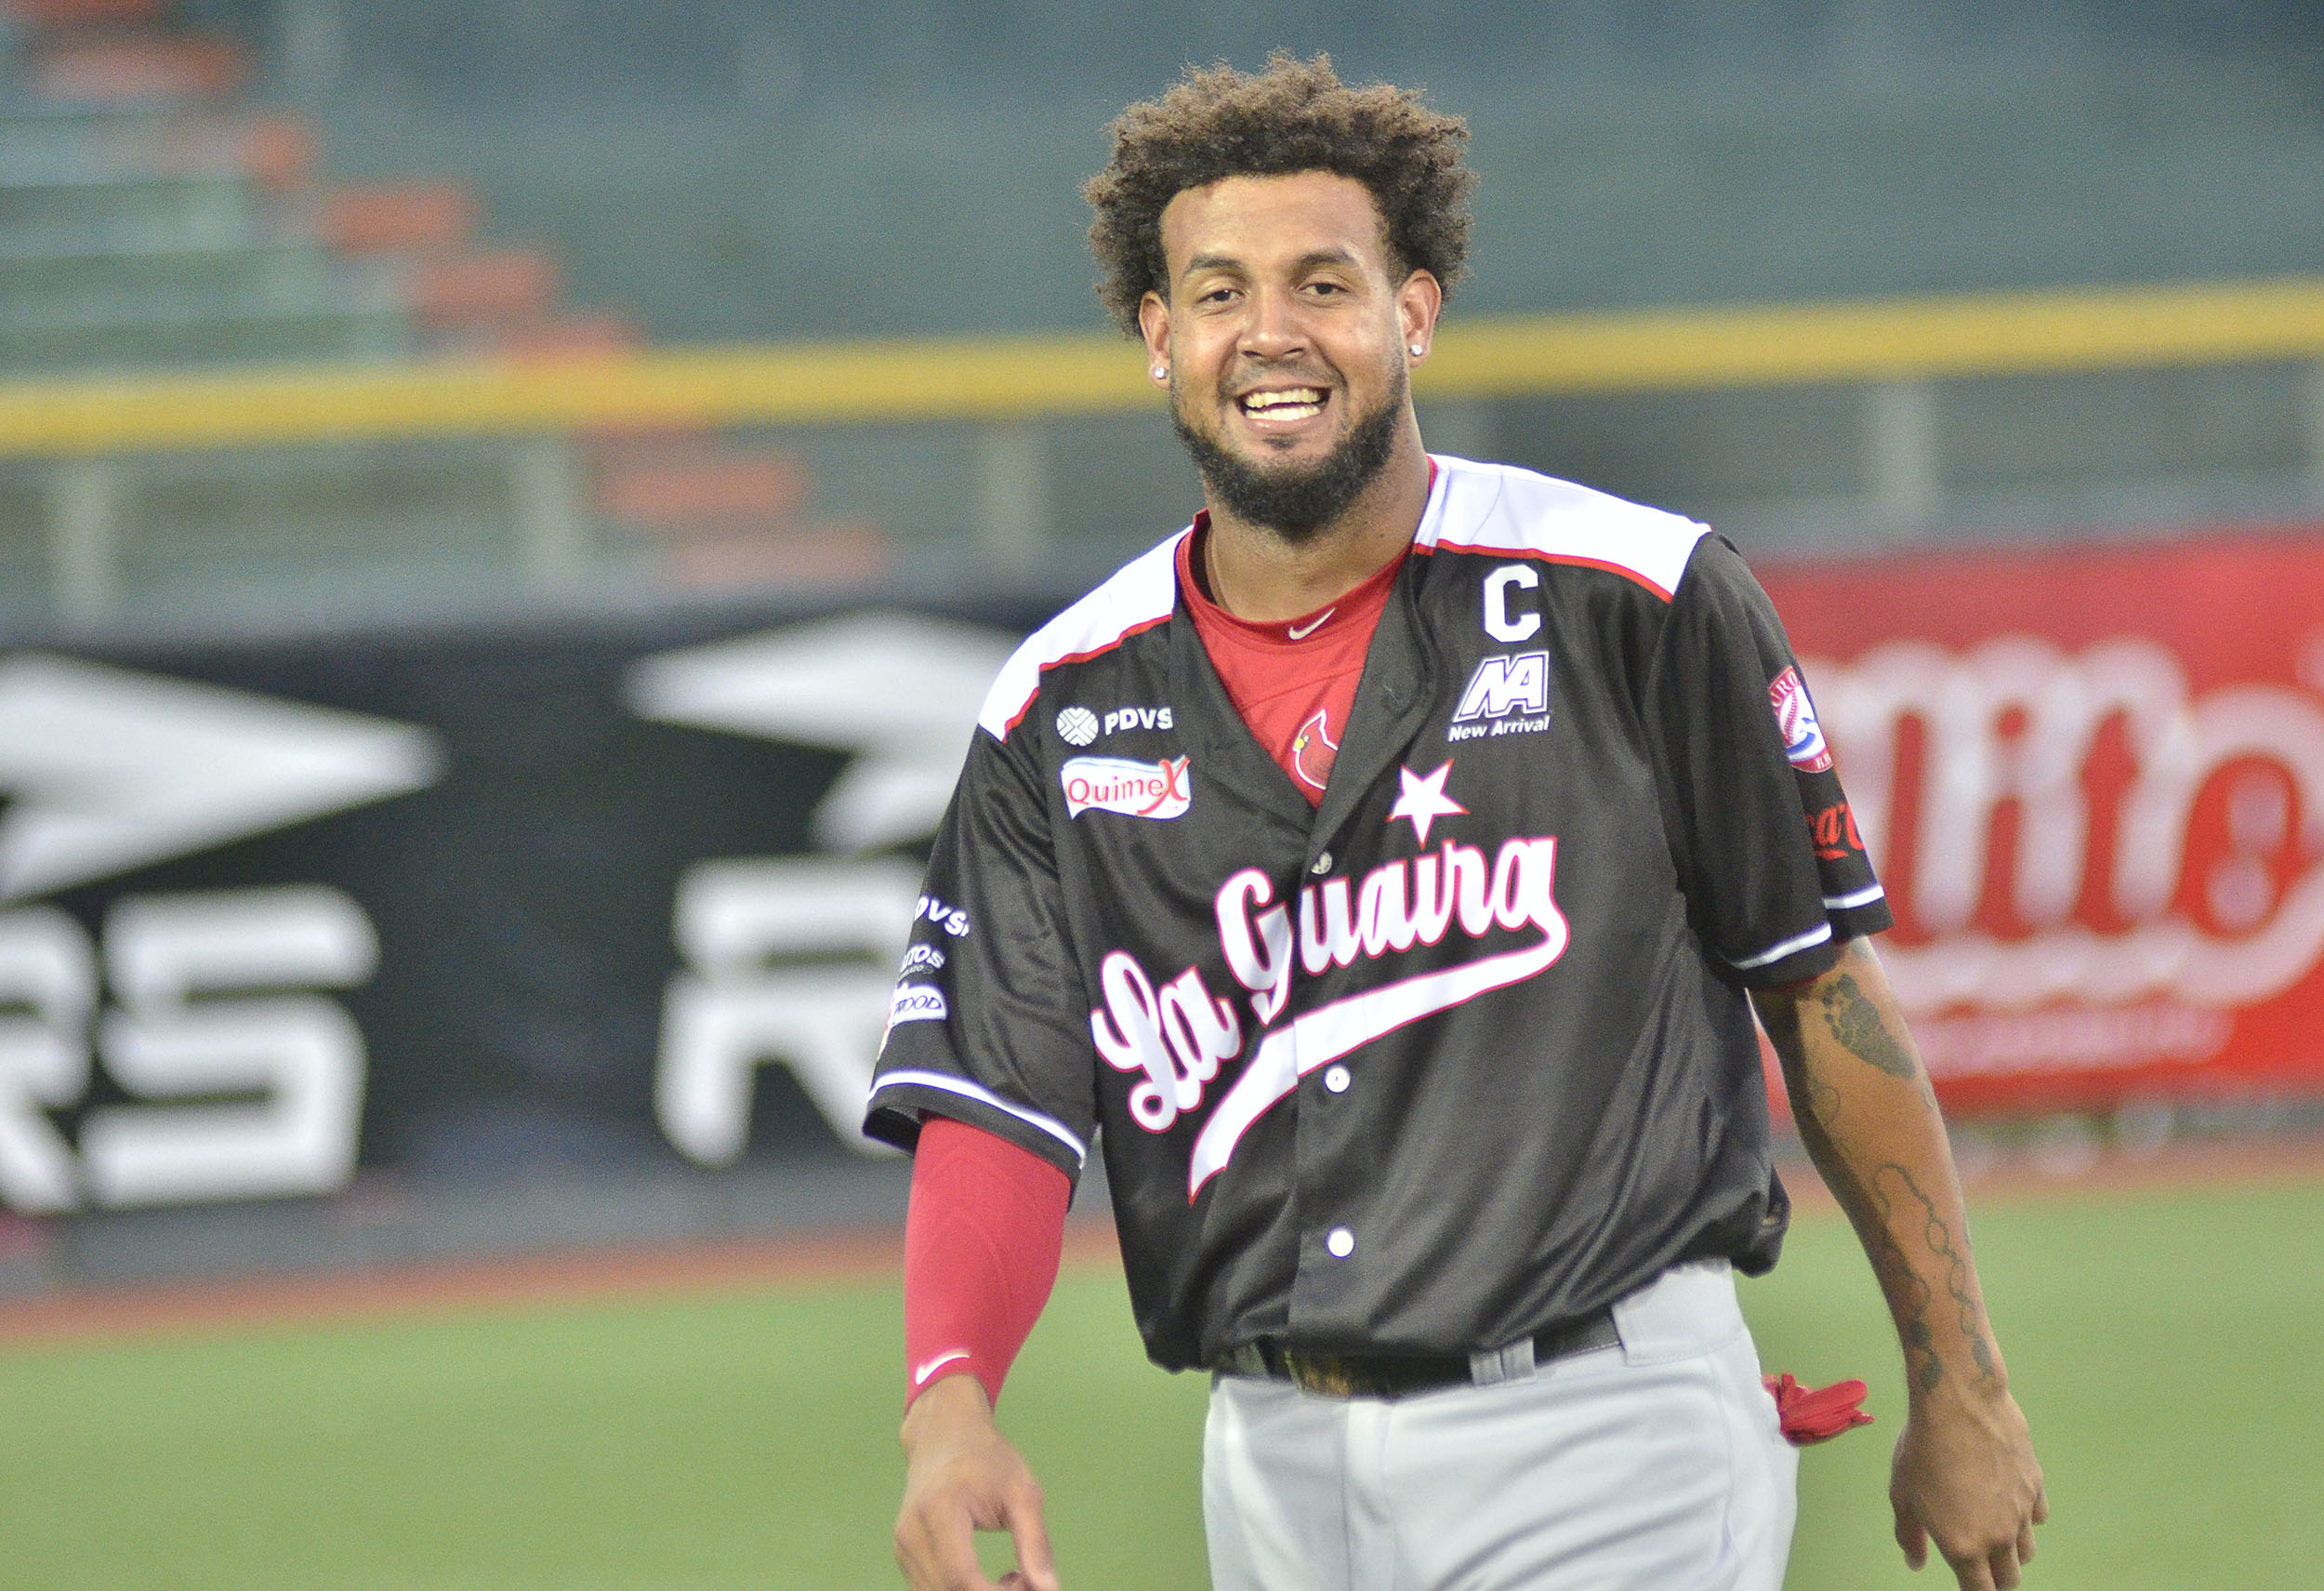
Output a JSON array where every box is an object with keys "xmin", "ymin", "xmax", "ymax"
[
  {"xmin": 0, "ymin": 285, "xmax": 410, "ymax": 370},
  {"xmin": 0, "ymin": 233, "xmax": 342, "ymax": 299}
]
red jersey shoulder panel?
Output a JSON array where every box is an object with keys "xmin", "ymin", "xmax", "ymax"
[
  {"xmin": 976, "ymin": 529, "xmax": 1187, "ymax": 739},
  {"xmin": 1417, "ymin": 455, "xmax": 1710, "ymax": 602}
]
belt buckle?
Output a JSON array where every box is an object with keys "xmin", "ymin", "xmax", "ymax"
[{"xmin": 1282, "ymin": 1351, "xmax": 1361, "ymax": 1398}]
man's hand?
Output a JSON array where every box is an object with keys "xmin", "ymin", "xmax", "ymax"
[
  {"xmin": 1890, "ymin": 1383, "xmax": 2047, "ymax": 1591},
  {"xmin": 895, "ymin": 1373, "xmax": 1060, "ymax": 1591},
  {"xmin": 1751, "ymin": 938, "xmax": 2047, "ymax": 1588}
]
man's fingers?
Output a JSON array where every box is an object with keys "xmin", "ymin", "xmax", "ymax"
[
  {"xmin": 2032, "ymin": 1483, "xmax": 2050, "ymax": 1526},
  {"xmin": 899, "ymin": 1500, "xmax": 1001, "ymax": 1591},
  {"xmin": 2017, "ymin": 1517, "xmax": 2039, "ymax": 1563},
  {"xmin": 1942, "ymin": 1547, "xmax": 1996, "ymax": 1591},
  {"xmin": 1987, "ymin": 1542, "xmax": 2023, "ymax": 1591},
  {"xmin": 1004, "ymin": 1479, "xmax": 1061, "ymax": 1591},
  {"xmin": 1894, "ymin": 1510, "xmax": 1928, "ymax": 1571}
]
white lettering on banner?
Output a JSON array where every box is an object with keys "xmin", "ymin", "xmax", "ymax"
[
  {"xmin": 656, "ymin": 858, "xmax": 918, "ymax": 1165},
  {"xmin": 1061, "ymin": 755, "xmax": 1192, "ymax": 820},
  {"xmin": 1811, "ymin": 636, "xmax": 2324, "ymax": 1025},
  {"xmin": 630, "ymin": 616, "xmax": 1025, "ymax": 1163},
  {"xmin": 0, "ymin": 889, "xmax": 376, "ymax": 1213},
  {"xmin": 1911, "ymin": 1001, "xmax": 2231, "ymax": 1077},
  {"xmin": 0, "ymin": 907, "xmax": 94, "ymax": 1212},
  {"xmin": 1089, "ymin": 837, "xmax": 1569, "ymax": 1191}
]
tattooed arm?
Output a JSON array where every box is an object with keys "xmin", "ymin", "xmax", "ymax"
[{"xmin": 1752, "ymin": 936, "xmax": 2047, "ymax": 1591}]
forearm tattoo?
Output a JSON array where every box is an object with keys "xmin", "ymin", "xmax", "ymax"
[
  {"xmin": 1867, "ymin": 1162, "xmax": 1998, "ymax": 1391},
  {"xmin": 1758, "ymin": 985, "xmax": 1996, "ymax": 1392},
  {"xmin": 1814, "ymin": 973, "xmax": 1917, "ymax": 1079}
]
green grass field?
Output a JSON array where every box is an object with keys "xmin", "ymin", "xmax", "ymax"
[{"xmin": 3, "ymin": 1181, "xmax": 2319, "ymax": 1590}]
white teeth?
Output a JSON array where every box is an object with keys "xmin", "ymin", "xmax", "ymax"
[{"xmin": 1241, "ymin": 388, "xmax": 1327, "ymax": 414}]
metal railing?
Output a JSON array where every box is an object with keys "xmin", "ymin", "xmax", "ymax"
[{"xmin": 5, "ymin": 276, "xmax": 2323, "ymax": 627}]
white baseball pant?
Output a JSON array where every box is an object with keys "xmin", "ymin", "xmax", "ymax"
[{"xmin": 1202, "ymin": 1260, "xmax": 1798, "ymax": 1591}]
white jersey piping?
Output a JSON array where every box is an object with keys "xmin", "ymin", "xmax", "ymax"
[
  {"xmin": 976, "ymin": 531, "xmax": 1186, "ymax": 740},
  {"xmin": 1417, "ymin": 455, "xmax": 1710, "ymax": 602},
  {"xmin": 870, "ymin": 1068, "xmax": 1089, "ymax": 1164},
  {"xmin": 1727, "ymin": 920, "xmax": 1835, "ymax": 971}
]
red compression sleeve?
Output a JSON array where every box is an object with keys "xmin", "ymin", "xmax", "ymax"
[{"xmin": 902, "ymin": 1116, "xmax": 1071, "ymax": 1410}]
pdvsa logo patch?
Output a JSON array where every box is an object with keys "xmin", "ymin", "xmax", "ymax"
[
  {"xmin": 1061, "ymin": 755, "xmax": 1191, "ymax": 820},
  {"xmin": 1055, "ymin": 704, "xmax": 1175, "ymax": 746},
  {"xmin": 1769, "ymin": 666, "xmax": 1833, "ymax": 772}
]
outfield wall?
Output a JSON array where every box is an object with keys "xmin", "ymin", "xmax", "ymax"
[{"xmin": 3, "ymin": 529, "xmax": 2321, "ymax": 1222}]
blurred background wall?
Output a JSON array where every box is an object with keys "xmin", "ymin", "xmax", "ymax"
[{"xmin": 2, "ymin": 0, "xmax": 2322, "ymax": 1290}]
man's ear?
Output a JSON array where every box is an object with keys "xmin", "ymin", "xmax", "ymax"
[
  {"xmin": 1398, "ymin": 270, "xmax": 1444, "ymax": 360},
  {"xmin": 1138, "ymin": 291, "xmax": 1171, "ymax": 384}
]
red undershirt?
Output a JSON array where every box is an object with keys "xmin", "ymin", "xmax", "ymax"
[
  {"xmin": 1175, "ymin": 515, "xmax": 1406, "ymax": 804},
  {"xmin": 901, "ymin": 505, "xmax": 1412, "ymax": 1407}
]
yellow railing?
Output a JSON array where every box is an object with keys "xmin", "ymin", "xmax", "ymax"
[{"xmin": 4, "ymin": 278, "xmax": 2323, "ymax": 457}]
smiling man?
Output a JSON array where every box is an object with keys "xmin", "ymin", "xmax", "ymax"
[{"xmin": 868, "ymin": 54, "xmax": 2044, "ymax": 1591}]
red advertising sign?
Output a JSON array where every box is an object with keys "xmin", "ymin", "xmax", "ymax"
[{"xmin": 1761, "ymin": 532, "xmax": 2324, "ymax": 1117}]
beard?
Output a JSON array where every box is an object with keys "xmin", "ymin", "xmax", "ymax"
[{"xmin": 1171, "ymin": 361, "xmax": 1406, "ymax": 543}]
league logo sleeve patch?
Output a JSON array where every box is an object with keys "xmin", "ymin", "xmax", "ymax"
[
  {"xmin": 1768, "ymin": 666, "xmax": 1834, "ymax": 773},
  {"xmin": 1061, "ymin": 755, "xmax": 1192, "ymax": 819},
  {"xmin": 880, "ymin": 982, "xmax": 949, "ymax": 1050}
]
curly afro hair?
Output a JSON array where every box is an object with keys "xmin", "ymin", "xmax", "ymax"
[{"xmin": 1084, "ymin": 53, "xmax": 1476, "ymax": 338}]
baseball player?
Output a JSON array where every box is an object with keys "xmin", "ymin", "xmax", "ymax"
[{"xmin": 870, "ymin": 54, "xmax": 2045, "ymax": 1591}]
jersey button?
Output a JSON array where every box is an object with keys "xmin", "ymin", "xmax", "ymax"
[
  {"xmin": 1325, "ymin": 1226, "xmax": 1355, "ymax": 1258},
  {"xmin": 1310, "ymin": 851, "xmax": 1333, "ymax": 875},
  {"xmin": 1323, "ymin": 1065, "xmax": 1351, "ymax": 1094}
]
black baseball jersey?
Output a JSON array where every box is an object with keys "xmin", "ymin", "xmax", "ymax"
[{"xmin": 865, "ymin": 456, "xmax": 1891, "ymax": 1373}]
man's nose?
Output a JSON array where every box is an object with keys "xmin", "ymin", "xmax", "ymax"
[{"xmin": 1237, "ymin": 285, "xmax": 1306, "ymax": 360}]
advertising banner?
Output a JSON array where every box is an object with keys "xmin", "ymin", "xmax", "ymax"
[
  {"xmin": 7, "ymin": 530, "xmax": 2321, "ymax": 1218},
  {"xmin": 0, "ymin": 603, "xmax": 1042, "ymax": 1218},
  {"xmin": 1764, "ymin": 532, "xmax": 2324, "ymax": 1116}
]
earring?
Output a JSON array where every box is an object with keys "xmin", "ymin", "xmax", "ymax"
[
  {"xmin": 1152, "ymin": 366, "xmax": 1168, "ymax": 380},
  {"xmin": 1409, "ymin": 345, "xmax": 1425, "ymax": 356}
]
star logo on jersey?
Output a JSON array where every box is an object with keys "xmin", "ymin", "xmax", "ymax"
[
  {"xmin": 1388, "ymin": 759, "xmax": 1467, "ymax": 844},
  {"xmin": 1289, "ymin": 709, "xmax": 1339, "ymax": 793}
]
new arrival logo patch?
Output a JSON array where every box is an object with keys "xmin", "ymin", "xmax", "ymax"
[
  {"xmin": 1061, "ymin": 755, "xmax": 1192, "ymax": 820},
  {"xmin": 1769, "ymin": 667, "xmax": 1834, "ymax": 773},
  {"xmin": 1448, "ymin": 650, "xmax": 1552, "ymax": 741}
]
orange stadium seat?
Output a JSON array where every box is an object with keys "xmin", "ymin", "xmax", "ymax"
[
  {"xmin": 28, "ymin": 33, "xmax": 247, "ymax": 102},
  {"xmin": 316, "ymin": 182, "xmax": 481, "ymax": 255},
  {"xmin": 405, "ymin": 249, "xmax": 561, "ymax": 328}
]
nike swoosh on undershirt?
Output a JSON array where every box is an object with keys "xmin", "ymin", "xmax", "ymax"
[
  {"xmin": 913, "ymin": 1348, "xmax": 971, "ymax": 1385},
  {"xmin": 1287, "ymin": 608, "xmax": 1336, "ymax": 641}
]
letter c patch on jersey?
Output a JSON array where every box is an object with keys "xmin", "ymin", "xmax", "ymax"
[{"xmin": 1483, "ymin": 563, "xmax": 1543, "ymax": 643}]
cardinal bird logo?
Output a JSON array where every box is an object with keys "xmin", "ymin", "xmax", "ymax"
[{"xmin": 1290, "ymin": 709, "xmax": 1339, "ymax": 793}]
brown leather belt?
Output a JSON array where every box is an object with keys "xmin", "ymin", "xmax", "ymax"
[{"xmin": 1215, "ymin": 1307, "xmax": 1622, "ymax": 1400}]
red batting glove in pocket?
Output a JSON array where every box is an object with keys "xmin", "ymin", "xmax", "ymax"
[{"xmin": 1763, "ymin": 1372, "xmax": 1874, "ymax": 1446}]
